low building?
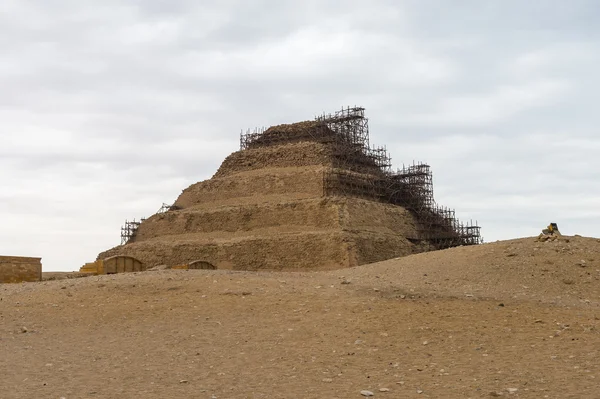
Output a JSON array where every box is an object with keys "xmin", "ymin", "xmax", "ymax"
[{"xmin": 0, "ymin": 256, "xmax": 42, "ymax": 283}]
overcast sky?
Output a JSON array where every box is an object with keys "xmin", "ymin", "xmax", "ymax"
[{"xmin": 1, "ymin": 0, "xmax": 599, "ymax": 272}]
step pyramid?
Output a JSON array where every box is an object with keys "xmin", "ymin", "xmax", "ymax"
[{"xmin": 97, "ymin": 107, "xmax": 481, "ymax": 271}]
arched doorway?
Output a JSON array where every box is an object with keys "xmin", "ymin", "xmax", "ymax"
[
  {"xmin": 102, "ymin": 256, "xmax": 144, "ymax": 274},
  {"xmin": 188, "ymin": 260, "xmax": 216, "ymax": 270}
]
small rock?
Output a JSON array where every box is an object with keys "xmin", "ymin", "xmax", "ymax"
[
  {"xmin": 373, "ymin": 288, "xmax": 380, "ymax": 292},
  {"xmin": 322, "ymin": 378, "xmax": 333, "ymax": 383},
  {"xmin": 341, "ymin": 280, "xmax": 351, "ymax": 285},
  {"xmin": 507, "ymin": 388, "xmax": 518, "ymax": 394},
  {"xmin": 577, "ymin": 260, "xmax": 587, "ymax": 267},
  {"xmin": 360, "ymin": 390, "xmax": 374, "ymax": 397},
  {"xmin": 20, "ymin": 327, "xmax": 28, "ymax": 333},
  {"xmin": 379, "ymin": 388, "xmax": 390, "ymax": 392},
  {"xmin": 422, "ymin": 341, "xmax": 429, "ymax": 345},
  {"xmin": 489, "ymin": 392, "xmax": 503, "ymax": 397},
  {"xmin": 179, "ymin": 380, "xmax": 188, "ymax": 384},
  {"xmin": 417, "ymin": 390, "xmax": 424, "ymax": 394}
]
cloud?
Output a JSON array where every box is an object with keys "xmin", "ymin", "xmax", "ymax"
[
  {"xmin": 392, "ymin": 79, "xmax": 571, "ymax": 128},
  {"xmin": 1, "ymin": 0, "xmax": 599, "ymax": 270}
]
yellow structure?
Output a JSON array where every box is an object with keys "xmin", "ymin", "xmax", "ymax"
[
  {"xmin": 79, "ymin": 256, "xmax": 145, "ymax": 275},
  {"xmin": 79, "ymin": 261, "xmax": 101, "ymax": 274}
]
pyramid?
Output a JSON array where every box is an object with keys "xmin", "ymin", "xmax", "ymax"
[{"xmin": 97, "ymin": 107, "xmax": 481, "ymax": 271}]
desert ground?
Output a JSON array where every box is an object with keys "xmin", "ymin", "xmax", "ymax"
[{"xmin": 1, "ymin": 236, "xmax": 599, "ymax": 398}]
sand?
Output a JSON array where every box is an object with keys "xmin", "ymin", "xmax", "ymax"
[{"xmin": 2, "ymin": 236, "xmax": 599, "ymax": 398}]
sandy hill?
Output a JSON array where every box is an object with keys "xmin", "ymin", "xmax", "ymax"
[
  {"xmin": 337, "ymin": 235, "xmax": 600, "ymax": 307},
  {"xmin": 2, "ymin": 236, "xmax": 599, "ymax": 398}
]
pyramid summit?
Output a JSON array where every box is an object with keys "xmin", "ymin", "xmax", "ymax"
[{"xmin": 97, "ymin": 107, "xmax": 482, "ymax": 271}]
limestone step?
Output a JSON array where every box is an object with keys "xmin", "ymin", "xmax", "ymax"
[
  {"xmin": 175, "ymin": 166, "xmax": 327, "ymax": 209},
  {"xmin": 100, "ymin": 229, "xmax": 417, "ymax": 271},
  {"xmin": 133, "ymin": 197, "xmax": 418, "ymax": 244},
  {"xmin": 101, "ymin": 230, "xmax": 352, "ymax": 271}
]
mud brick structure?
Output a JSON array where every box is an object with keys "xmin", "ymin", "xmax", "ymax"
[
  {"xmin": 0, "ymin": 256, "xmax": 42, "ymax": 283},
  {"xmin": 99, "ymin": 107, "xmax": 482, "ymax": 271}
]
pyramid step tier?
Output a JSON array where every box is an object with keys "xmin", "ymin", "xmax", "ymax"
[
  {"xmin": 132, "ymin": 197, "xmax": 418, "ymax": 244},
  {"xmin": 99, "ymin": 230, "xmax": 418, "ymax": 271}
]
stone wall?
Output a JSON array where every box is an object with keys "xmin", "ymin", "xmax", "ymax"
[{"xmin": 0, "ymin": 256, "xmax": 42, "ymax": 283}]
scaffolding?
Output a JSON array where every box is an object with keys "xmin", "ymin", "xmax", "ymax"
[
  {"xmin": 119, "ymin": 202, "xmax": 183, "ymax": 245},
  {"xmin": 156, "ymin": 203, "xmax": 171, "ymax": 214},
  {"xmin": 316, "ymin": 106, "xmax": 370, "ymax": 148},
  {"xmin": 242, "ymin": 106, "xmax": 482, "ymax": 249},
  {"xmin": 120, "ymin": 218, "xmax": 145, "ymax": 245},
  {"xmin": 313, "ymin": 108, "xmax": 482, "ymax": 248},
  {"xmin": 387, "ymin": 163, "xmax": 482, "ymax": 248},
  {"xmin": 323, "ymin": 169, "xmax": 385, "ymax": 202},
  {"xmin": 387, "ymin": 162, "xmax": 434, "ymax": 212},
  {"xmin": 156, "ymin": 203, "xmax": 181, "ymax": 214}
]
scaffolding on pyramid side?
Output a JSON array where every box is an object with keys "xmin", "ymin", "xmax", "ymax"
[
  {"xmin": 239, "ymin": 106, "xmax": 483, "ymax": 249},
  {"xmin": 120, "ymin": 218, "xmax": 145, "ymax": 245}
]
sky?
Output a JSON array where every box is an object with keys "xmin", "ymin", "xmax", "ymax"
[{"xmin": 1, "ymin": 0, "xmax": 599, "ymax": 272}]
